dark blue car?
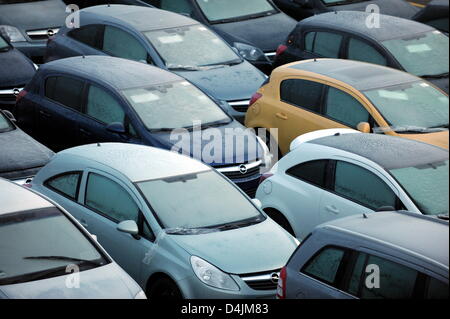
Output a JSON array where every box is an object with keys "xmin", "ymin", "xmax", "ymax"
[
  {"xmin": 45, "ymin": 4, "xmax": 268, "ymax": 123},
  {"xmin": 15, "ymin": 56, "xmax": 270, "ymax": 197}
]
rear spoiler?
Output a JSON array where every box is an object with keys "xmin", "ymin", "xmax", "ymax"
[{"xmin": 290, "ymin": 129, "xmax": 361, "ymax": 151}]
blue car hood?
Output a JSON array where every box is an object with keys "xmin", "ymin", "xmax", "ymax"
[
  {"xmin": 0, "ymin": 49, "xmax": 35, "ymax": 88},
  {"xmin": 169, "ymin": 219, "xmax": 298, "ymax": 275},
  {"xmin": 174, "ymin": 61, "xmax": 266, "ymax": 101}
]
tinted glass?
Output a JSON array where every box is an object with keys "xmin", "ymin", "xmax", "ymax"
[
  {"xmin": 303, "ymin": 247, "xmax": 345, "ymax": 284},
  {"xmin": 103, "ymin": 26, "xmax": 147, "ymax": 62},
  {"xmin": 426, "ymin": 18, "xmax": 449, "ymax": 33},
  {"xmin": 348, "ymin": 38, "xmax": 387, "ymax": 66},
  {"xmin": 195, "ymin": 0, "xmax": 276, "ymax": 22},
  {"xmin": 426, "ymin": 277, "xmax": 449, "ymax": 299},
  {"xmin": 160, "ymin": 0, "xmax": 193, "ymax": 15},
  {"xmin": 85, "ymin": 173, "xmax": 139, "ymax": 223},
  {"xmin": 304, "ymin": 32, "xmax": 315, "ymax": 52},
  {"xmin": 325, "ymin": 87, "xmax": 369, "ymax": 128},
  {"xmin": 69, "ymin": 24, "xmax": 102, "ymax": 49},
  {"xmin": 0, "ymin": 112, "xmax": 13, "ymax": 132},
  {"xmin": 46, "ymin": 172, "xmax": 81, "ymax": 200},
  {"xmin": 313, "ymin": 32, "xmax": 342, "ymax": 58},
  {"xmin": 287, "ymin": 160, "xmax": 328, "ymax": 188},
  {"xmin": 45, "ymin": 76, "xmax": 84, "ymax": 111},
  {"xmin": 348, "ymin": 252, "xmax": 367, "ymax": 296},
  {"xmin": 334, "ymin": 161, "xmax": 397, "ymax": 210},
  {"xmin": 0, "ymin": 35, "xmax": 8, "ymax": 50},
  {"xmin": 86, "ymin": 85, "xmax": 125, "ymax": 124},
  {"xmin": 280, "ymin": 79, "xmax": 324, "ymax": 113}
]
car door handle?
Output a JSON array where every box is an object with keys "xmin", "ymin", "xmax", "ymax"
[
  {"xmin": 39, "ymin": 110, "xmax": 51, "ymax": 118},
  {"xmin": 79, "ymin": 128, "xmax": 92, "ymax": 136},
  {"xmin": 276, "ymin": 112, "xmax": 288, "ymax": 120},
  {"xmin": 325, "ymin": 205, "xmax": 340, "ymax": 215}
]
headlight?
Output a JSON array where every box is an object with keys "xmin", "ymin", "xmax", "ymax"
[
  {"xmin": 0, "ymin": 25, "xmax": 26, "ymax": 43},
  {"xmin": 233, "ymin": 42, "xmax": 268, "ymax": 62},
  {"xmin": 190, "ymin": 256, "xmax": 239, "ymax": 291},
  {"xmin": 134, "ymin": 290, "xmax": 147, "ymax": 299}
]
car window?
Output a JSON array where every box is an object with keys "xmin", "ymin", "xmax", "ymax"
[
  {"xmin": 103, "ymin": 26, "xmax": 147, "ymax": 62},
  {"xmin": 334, "ymin": 161, "xmax": 398, "ymax": 210},
  {"xmin": 0, "ymin": 112, "xmax": 13, "ymax": 132},
  {"xmin": 86, "ymin": 85, "xmax": 125, "ymax": 125},
  {"xmin": 425, "ymin": 18, "xmax": 449, "ymax": 33},
  {"xmin": 85, "ymin": 173, "xmax": 139, "ymax": 223},
  {"xmin": 426, "ymin": 277, "xmax": 449, "ymax": 299},
  {"xmin": 304, "ymin": 32, "xmax": 315, "ymax": 52},
  {"xmin": 160, "ymin": 0, "xmax": 193, "ymax": 15},
  {"xmin": 0, "ymin": 35, "xmax": 9, "ymax": 50},
  {"xmin": 286, "ymin": 160, "xmax": 328, "ymax": 188},
  {"xmin": 310, "ymin": 32, "xmax": 343, "ymax": 58},
  {"xmin": 45, "ymin": 76, "xmax": 84, "ymax": 111},
  {"xmin": 348, "ymin": 38, "xmax": 387, "ymax": 66},
  {"xmin": 68, "ymin": 24, "xmax": 103, "ymax": 49},
  {"xmin": 45, "ymin": 172, "xmax": 81, "ymax": 200},
  {"xmin": 325, "ymin": 87, "xmax": 370, "ymax": 128},
  {"xmin": 302, "ymin": 247, "xmax": 346, "ymax": 285},
  {"xmin": 280, "ymin": 79, "xmax": 324, "ymax": 113}
]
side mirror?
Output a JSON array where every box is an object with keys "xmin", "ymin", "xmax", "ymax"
[
  {"xmin": 252, "ymin": 198, "xmax": 262, "ymax": 209},
  {"xmin": 106, "ymin": 122, "xmax": 126, "ymax": 135},
  {"xmin": 357, "ymin": 122, "xmax": 371, "ymax": 133},
  {"xmin": 2, "ymin": 110, "xmax": 16, "ymax": 122},
  {"xmin": 117, "ymin": 220, "xmax": 139, "ymax": 236}
]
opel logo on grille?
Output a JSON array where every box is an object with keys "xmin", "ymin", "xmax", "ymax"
[
  {"xmin": 239, "ymin": 164, "xmax": 248, "ymax": 175},
  {"xmin": 12, "ymin": 88, "xmax": 21, "ymax": 97},
  {"xmin": 47, "ymin": 29, "xmax": 55, "ymax": 37},
  {"xmin": 270, "ymin": 272, "xmax": 280, "ymax": 284}
]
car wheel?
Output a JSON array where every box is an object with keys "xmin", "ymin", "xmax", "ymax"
[
  {"xmin": 265, "ymin": 209, "xmax": 295, "ymax": 237},
  {"xmin": 147, "ymin": 277, "xmax": 182, "ymax": 300}
]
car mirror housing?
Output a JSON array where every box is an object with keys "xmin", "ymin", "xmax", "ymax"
[
  {"xmin": 252, "ymin": 198, "xmax": 262, "ymax": 209},
  {"xmin": 106, "ymin": 122, "xmax": 126, "ymax": 135},
  {"xmin": 357, "ymin": 122, "xmax": 371, "ymax": 133},
  {"xmin": 117, "ymin": 220, "xmax": 139, "ymax": 236},
  {"xmin": 2, "ymin": 110, "xmax": 16, "ymax": 122}
]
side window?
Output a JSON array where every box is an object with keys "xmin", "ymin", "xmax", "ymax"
[
  {"xmin": 85, "ymin": 173, "xmax": 139, "ymax": 223},
  {"xmin": 280, "ymin": 79, "xmax": 324, "ymax": 113},
  {"xmin": 348, "ymin": 38, "xmax": 387, "ymax": 66},
  {"xmin": 286, "ymin": 160, "xmax": 328, "ymax": 188},
  {"xmin": 334, "ymin": 161, "xmax": 398, "ymax": 210},
  {"xmin": 325, "ymin": 87, "xmax": 370, "ymax": 128},
  {"xmin": 160, "ymin": 0, "xmax": 193, "ymax": 15},
  {"xmin": 45, "ymin": 76, "xmax": 84, "ymax": 111},
  {"xmin": 68, "ymin": 24, "xmax": 103, "ymax": 49},
  {"xmin": 103, "ymin": 26, "xmax": 148, "ymax": 62},
  {"xmin": 304, "ymin": 32, "xmax": 315, "ymax": 52},
  {"xmin": 313, "ymin": 32, "xmax": 343, "ymax": 58},
  {"xmin": 426, "ymin": 277, "xmax": 449, "ymax": 299},
  {"xmin": 45, "ymin": 172, "xmax": 81, "ymax": 200},
  {"xmin": 86, "ymin": 85, "xmax": 125, "ymax": 125},
  {"xmin": 302, "ymin": 247, "xmax": 346, "ymax": 285}
]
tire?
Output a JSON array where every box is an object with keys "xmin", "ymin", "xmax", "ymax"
[
  {"xmin": 146, "ymin": 277, "xmax": 182, "ymax": 300},
  {"xmin": 265, "ymin": 209, "xmax": 295, "ymax": 237}
]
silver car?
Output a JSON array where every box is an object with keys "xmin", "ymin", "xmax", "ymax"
[
  {"xmin": 0, "ymin": 178, "xmax": 145, "ymax": 299},
  {"xmin": 30, "ymin": 143, "xmax": 298, "ymax": 299}
]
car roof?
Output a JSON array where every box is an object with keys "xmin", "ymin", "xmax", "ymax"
[
  {"xmin": 81, "ymin": 4, "xmax": 198, "ymax": 32},
  {"xmin": 0, "ymin": 178, "xmax": 52, "ymax": 215},
  {"xmin": 308, "ymin": 133, "xmax": 448, "ymax": 170},
  {"xmin": 56, "ymin": 143, "xmax": 211, "ymax": 182},
  {"xmin": 40, "ymin": 56, "xmax": 182, "ymax": 90},
  {"xmin": 319, "ymin": 211, "xmax": 449, "ymax": 268},
  {"xmin": 287, "ymin": 59, "xmax": 421, "ymax": 91},
  {"xmin": 299, "ymin": 11, "xmax": 434, "ymax": 42}
]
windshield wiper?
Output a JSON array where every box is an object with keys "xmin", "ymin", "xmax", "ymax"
[
  {"xmin": 202, "ymin": 119, "xmax": 233, "ymax": 129},
  {"xmin": 421, "ymin": 72, "xmax": 449, "ymax": 79},
  {"xmin": 167, "ymin": 65, "xmax": 202, "ymax": 71},
  {"xmin": 199, "ymin": 59, "xmax": 243, "ymax": 68},
  {"xmin": 149, "ymin": 128, "xmax": 176, "ymax": 133},
  {"xmin": 24, "ymin": 255, "xmax": 103, "ymax": 267},
  {"xmin": 0, "ymin": 266, "xmax": 69, "ymax": 285},
  {"xmin": 212, "ymin": 216, "xmax": 265, "ymax": 231},
  {"xmin": 165, "ymin": 227, "xmax": 217, "ymax": 235},
  {"xmin": 373, "ymin": 126, "xmax": 448, "ymax": 134}
]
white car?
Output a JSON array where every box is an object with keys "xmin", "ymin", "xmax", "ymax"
[{"xmin": 256, "ymin": 130, "xmax": 449, "ymax": 239}]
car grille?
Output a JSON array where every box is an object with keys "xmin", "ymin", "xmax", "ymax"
[
  {"xmin": 0, "ymin": 87, "xmax": 22, "ymax": 103},
  {"xmin": 264, "ymin": 52, "xmax": 276, "ymax": 62},
  {"xmin": 26, "ymin": 28, "xmax": 60, "ymax": 41},
  {"xmin": 241, "ymin": 269, "xmax": 281, "ymax": 291},
  {"xmin": 228, "ymin": 100, "xmax": 250, "ymax": 113},
  {"xmin": 216, "ymin": 160, "xmax": 262, "ymax": 181}
]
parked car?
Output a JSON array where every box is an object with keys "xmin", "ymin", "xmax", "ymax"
[
  {"xmin": 111, "ymin": 0, "xmax": 297, "ymax": 74},
  {"xmin": 0, "ymin": 177, "xmax": 146, "ymax": 299},
  {"xmin": 245, "ymin": 59, "xmax": 449, "ymax": 155},
  {"xmin": 15, "ymin": 56, "xmax": 270, "ymax": 197},
  {"xmin": 0, "ymin": 32, "xmax": 36, "ymax": 112},
  {"xmin": 256, "ymin": 130, "xmax": 449, "ymax": 239},
  {"xmin": 273, "ymin": 11, "xmax": 449, "ymax": 93},
  {"xmin": 30, "ymin": 143, "xmax": 298, "ymax": 299},
  {"xmin": 278, "ymin": 211, "xmax": 449, "ymax": 299},
  {"xmin": 44, "ymin": 4, "xmax": 268, "ymax": 121},
  {"xmin": 0, "ymin": 109, "xmax": 54, "ymax": 184},
  {"xmin": 0, "ymin": 0, "xmax": 67, "ymax": 63},
  {"xmin": 413, "ymin": 0, "xmax": 449, "ymax": 34},
  {"xmin": 274, "ymin": 0, "xmax": 420, "ymax": 21}
]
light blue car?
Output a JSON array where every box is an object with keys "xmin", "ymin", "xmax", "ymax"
[{"xmin": 30, "ymin": 143, "xmax": 298, "ymax": 299}]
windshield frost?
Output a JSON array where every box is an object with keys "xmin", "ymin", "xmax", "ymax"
[{"xmin": 195, "ymin": 0, "xmax": 276, "ymax": 22}]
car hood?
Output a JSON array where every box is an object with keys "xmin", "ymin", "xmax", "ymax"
[
  {"xmin": 330, "ymin": 0, "xmax": 420, "ymax": 19},
  {"xmin": 0, "ymin": 128, "xmax": 54, "ymax": 179},
  {"xmin": 175, "ymin": 61, "xmax": 266, "ymax": 101},
  {"xmin": 0, "ymin": 263, "xmax": 140, "ymax": 299},
  {"xmin": 400, "ymin": 130, "xmax": 449, "ymax": 150},
  {"xmin": 151, "ymin": 119, "xmax": 264, "ymax": 166},
  {"xmin": 0, "ymin": 0, "xmax": 66, "ymax": 35},
  {"xmin": 169, "ymin": 219, "xmax": 298, "ymax": 275},
  {"xmin": 211, "ymin": 13, "xmax": 297, "ymax": 52},
  {"xmin": 0, "ymin": 48, "xmax": 35, "ymax": 88},
  {"xmin": 424, "ymin": 76, "xmax": 449, "ymax": 94}
]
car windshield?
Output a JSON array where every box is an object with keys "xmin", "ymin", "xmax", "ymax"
[
  {"xmin": 195, "ymin": 0, "xmax": 277, "ymax": 23},
  {"xmin": 122, "ymin": 80, "xmax": 230, "ymax": 130},
  {"xmin": 0, "ymin": 0, "xmax": 44, "ymax": 3},
  {"xmin": 382, "ymin": 31, "xmax": 449, "ymax": 77},
  {"xmin": 0, "ymin": 36, "xmax": 9, "ymax": 51},
  {"xmin": 364, "ymin": 81, "xmax": 449, "ymax": 130},
  {"xmin": 0, "ymin": 207, "xmax": 107, "ymax": 285},
  {"xmin": 0, "ymin": 112, "xmax": 14, "ymax": 132},
  {"xmin": 137, "ymin": 171, "xmax": 264, "ymax": 231},
  {"xmin": 390, "ymin": 160, "xmax": 449, "ymax": 215},
  {"xmin": 144, "ymin": 24, "xmax": 240, "ymax": 69}
]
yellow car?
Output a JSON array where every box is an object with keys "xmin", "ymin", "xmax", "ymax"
[{"xmin": 245, "ymin": 59, "xmax": 449, "ymax": 155}]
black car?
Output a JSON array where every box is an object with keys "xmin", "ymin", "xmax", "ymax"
[
  {"xmin": 274, "ymin": 0, "xmax": 420, "ymax": 21},
  {"xmin": 273, "ymin": 11, "xmax": 449, "ymax": 93},
  {"xmin": 413, "ymin": 0, "xmax": 449, "ymax": 34},
  {"xmin": 0, "ymin": 33, "xmax": 36, "ymax": 112},
  {"xmin": 109, "ymin": 0, "xmax": 297, "ymax": 74},
  {"xmin": 0, "ymin": 109, "xmax": 54, "ymax": 183}
]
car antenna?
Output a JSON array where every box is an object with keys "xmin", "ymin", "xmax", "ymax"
[
  {"xmin": 82, "ymin": 55, "xmax": 85, "ymax": 59},
  {"xmin": 334, "ymin": 133, "xmax": 340, "ymax": 136},
  {"xmin": 363, "ymin": 213, "xmax": 368, "ymax": 219},
  {"xmin": 97, "ymin": 143, "xmax": 101, "ymax": 147}
]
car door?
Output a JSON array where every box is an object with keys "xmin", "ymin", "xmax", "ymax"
[{"xmin": 319, "ymin": 160, "xmax": 402, "ymax": 224}]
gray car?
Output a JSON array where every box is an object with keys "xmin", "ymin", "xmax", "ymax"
[
  {"xmin": 278, "ymin": 211, "xmax": 449, "ymax": 299},
  {"xmin": 0, "ymin": 178, "xmax": 146, "ymax": 299},
  {"xmin": 30, "ymin": 143, "xmax": 298, "ymax": 299}
]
